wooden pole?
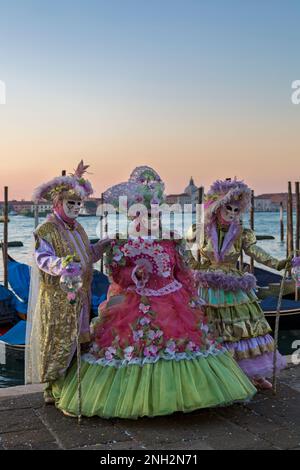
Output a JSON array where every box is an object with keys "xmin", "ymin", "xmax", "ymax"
[
  {"xmin": 287, "ymin": 181, "xmax": 294, "ymax": 260},
  {"xmin": 295, "ymin": 182, "xmax": 300, "ymax": 300},
  {"xmin": 34, "ymin": 203, "xmax": 39, "ymax": 228},
  {"xmin": 280, "ymin": 202, "xmax": 284, "ymax": 243},
  {"xmin": 272, "ymin": 263, "xmax": 288, "ymax": 395},
  {"xmin": 3, "ymin": 187, "xmax": 8, "ymax": 288},
  {"xmin": 250, "ymin": 190, "xmax": 255, "ymax": 273},
  {"xmin": 296, "ymin": 182, "xmax": 300, "ymax": 253},
  {"xmin": 100, "ymin": 193, "xmax": 104, "ymax": 272},
  {"xmin": 197, "ymin": 186, "xmax": 204, "ymax": 263}
]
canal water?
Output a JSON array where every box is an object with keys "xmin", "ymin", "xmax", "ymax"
[{"xmin": 0, "ymin": 212, "xmax": 299, "ymax": 387}]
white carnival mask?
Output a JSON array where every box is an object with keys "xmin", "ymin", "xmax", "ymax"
[
  {"xmin": 220, "ymin": 202, "xmax": 241, "ymax": 223},
  {"xmin": 63, "ymin": 199, "xmax": 82, "ymax": 219}
]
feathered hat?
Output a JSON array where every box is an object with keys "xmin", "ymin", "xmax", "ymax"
[
  {"xmin": 103, "ymin": 165, "xmax": 165, "ymax": 210},
  {"xmin": 204, "ymin": 178, "xmax": 251, "ymax": 223},
  {"xmin": 32, "ymin": 160, "xmax": 93, "ymax": 204}
]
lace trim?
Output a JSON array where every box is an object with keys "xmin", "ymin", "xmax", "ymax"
[
  {"xmin": 82, "ymin": 346, "xmax": 226, "ymax": 369},
  {"xmin": 128, "ymin": 279, "xmax": 183, "ymax": 296}
]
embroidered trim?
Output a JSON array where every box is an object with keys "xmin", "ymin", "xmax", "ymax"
[
  {"xmin": 112, "ymin": 237, "xmax": 172, "ymax": 278},
  {"xmin": 82, "ymin": 346, "xmax": 226, "ymax": 369},
  {"xmin": 128, "ymin": 279, "xmax": 183, "ymax": 296}
]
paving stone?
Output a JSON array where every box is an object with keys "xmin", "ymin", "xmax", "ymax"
[
  {"xmin": 114, "ymin": 410, "xmax": 219, "ymax": 446},
  {"xmin": 0, "ymin": 428, "xmax": 56, "ymax": 450},
  {"xmin": 77, "ymin": 440, "xmax": 145, "ymax": 450},
  {"xmin": 150, "ymin": 439, "xmax": 213, "ymax": 450},
  {"xmin": 0, "ymin": 407, "xmax": 44, "ymax": 434},
  {"xmin": 215, "ymin": 406, "xmax": 285, "ymax": 436},
  {"xmin": 0, "ymin": 396, "xmax": 33, "ymax": 412},
  {"xmin": 26, "ymin": 392, "xmax": 45, "ymax": 409},
  {"xmin": 7, "ymin": 441, "xmax": 61, "ymax": 450},
  {"xmin": 259, "ymin": 427, "xmax": 300, "ymax": 450},
  {"xmin": 36, "ymin": 405, "xmax": 130, "ymax": 449},
  {"xmin": 114, "ymin": 410, "xmax": 264, "ymax": 450}
]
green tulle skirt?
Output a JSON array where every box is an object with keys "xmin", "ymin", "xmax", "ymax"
[{"xmin": 52, "ymin": 351, "xmax": 256, "ymax": 419}]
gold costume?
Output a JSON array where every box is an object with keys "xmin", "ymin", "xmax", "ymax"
[{"xmin": 28, "ymin": 214, "xmax": 93, "ymax": 383}]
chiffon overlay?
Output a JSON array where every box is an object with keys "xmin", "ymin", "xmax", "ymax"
[
  {"xmin": 53, "ymin": 237, "xmax": 256, "ymax": 419},
  {"xmin": 193, "ymin": 225, "xmax": 286, "ymax": 379}
]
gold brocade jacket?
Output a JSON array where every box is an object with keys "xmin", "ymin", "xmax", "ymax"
[
  {"xmin": 32, "ymin": 213, "xmax": 101, "ymax": 383},
  {"xmin": 193, "ymin": 227, "xmax": 284, "ymax": 272}
]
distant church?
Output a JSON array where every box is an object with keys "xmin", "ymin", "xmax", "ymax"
[{"xmin": 165, "ymin": 177, "xmax": 199, "ymax": 208}]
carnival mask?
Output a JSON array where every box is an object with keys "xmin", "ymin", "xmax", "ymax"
[
  {"xmin": 219, "ymin": 203, "xmax": 241, "ymax": 224},
  {"xmin": 63, "ymin": 199, "xmax": 82, "ymax": 219}
]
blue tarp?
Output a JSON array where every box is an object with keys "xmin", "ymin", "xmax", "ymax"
[
  {"xmin": 8, "ymin": 258, "xmax": 30, "ymax": 304},
  {"xmin": 0, "ymin": 284, "xmax": 14, "ymax": 302},
  {"xmin": 0, "ymin": 320, "xmax": 26, "ymax": 345}
]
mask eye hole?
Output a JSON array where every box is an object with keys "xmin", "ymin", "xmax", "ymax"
[
  {"xmin": 234, "ymin": 208, "xmax": 239, "ymax": 213},
  {"xmin": 67, "ymin": 201, "xmax": 81, "ymax": 206},
  {"xmin": 226, "ymin": 205, "xmax": 232, "ymax": 211}
]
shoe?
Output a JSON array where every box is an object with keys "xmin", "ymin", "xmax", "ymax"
[
  {"xmin": 62, "ymin": 409, "xmax": 78, "ymax": 418},
  {"xmin": 43, "ymin": 391, "xmax": 55, "ymax": 405},
  {"xmin": 252, "ymin": 377, "xmax": 273, "ymax": 390}
]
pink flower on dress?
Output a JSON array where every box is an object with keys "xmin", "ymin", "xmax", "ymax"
[
  {"xmin": 124, "ymin": 346, "xmax": 134, "ymax": 361},
  {"xmin": 144, "ymin": 345, "xmax": 158, "ymax": 357},
  {"xmin": 186, "ymin": 341, "xmax": 196, "ymax": 352},
  {"xmin": 113, "ymin": 249, "xmax": 123, "ymax": 262},
  {"xmin": 165, "ymin": 340, "xmax": 176, "ymax": 355},
  {"xmin": 139, "ymin": 303, "xmax": 151, "ymax": 314},
  {"xmin": 139, "ymin": 316, "xmax": 151, "ymax": 326},
  {"xmin": 147, "ymin": 330, "xmax": 156, "ymax": 340},
  {"xmin": 133, "ymin": 329, "xmax": 144, "ymax": 341},
  {"xmin": 143, "ymin": 347, "xmax": 151, "ymax": 357},
  {"xmin": 105, "ymin": 346, "xmax": 117, "ymax": 361},
  {"xmin": 154, "ymin": 330, "xmax": 163, "ymax": 339}
]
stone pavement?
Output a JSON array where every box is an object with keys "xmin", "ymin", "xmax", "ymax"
[{"xmin": 0, "ymin": 364, "xmax": 300, "ymax": 450}]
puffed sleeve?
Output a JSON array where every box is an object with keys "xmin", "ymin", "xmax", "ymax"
[
  {"xmin": 34, "ymin": 236, "xmax": 65, "ymax": 276},
  {"xmin": 242, "ymin": 228, "xmax": 287, "ymax": 270}
]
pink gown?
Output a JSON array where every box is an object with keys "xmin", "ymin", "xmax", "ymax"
[{"xmin": 54, "ymin": 237, "xmax": 256, "ymax": 419}]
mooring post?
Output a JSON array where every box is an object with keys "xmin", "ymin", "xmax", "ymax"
[
  {"xmin": 34, "ymin": 203, "xmax": 39, "ymax": 228},
  {"xmin": 280, "ymin": 201, "xmax": 284, "ymax": 242},
  {"xmin": 296, "ymin": 182, "xmax": 300, "ymax": 253},
  {"xmin": 196, "ymin": 186, "xmax": 204, "ymax": 263},
  {"xmin": 3, "ymin": 186, "xmax": 8, "ymax": 288},
  {"xmin": 295, "ymin": 182, "xmax": 300, "ymax": 300},
  {"xmin": 287, "ymin": 182, "xmax": 294, "ymax": 261},
  {"xmin": 250, "ymin": 190, "xmax": 255, "ymax": 273},
  {"xmin": 100, "ymin": 192, "xmax": 105, "ymax": 273}
]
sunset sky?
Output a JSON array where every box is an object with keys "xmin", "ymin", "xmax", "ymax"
[{"xmin": 0, "ymin": 0, "xmax": 300, "ymax": 200}]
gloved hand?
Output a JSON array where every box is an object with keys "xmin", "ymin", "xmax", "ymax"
[
  {"xmin": 277, "ymin": 257, "xmax": 292, "ymax": 271},
  {"xmin": 61, "ymin": 260, "xmax": 82, "ymax": 276}
]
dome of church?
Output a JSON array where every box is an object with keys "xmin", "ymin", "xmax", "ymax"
[{"xmin": 184, "ymin": 177, "xmax": 197, "ymax": 195}]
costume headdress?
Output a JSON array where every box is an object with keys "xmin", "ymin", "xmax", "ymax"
[
  {"xmin": 204, "ymin": 178, "xmax": 251, "ymax": 223},
  {"xmin": 32, "ymin": 160, "xmax": 93, "ymax": 204},
  {"xmin": 103, "ymin": 165, "xmax": 165, "ymax": 210}
]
